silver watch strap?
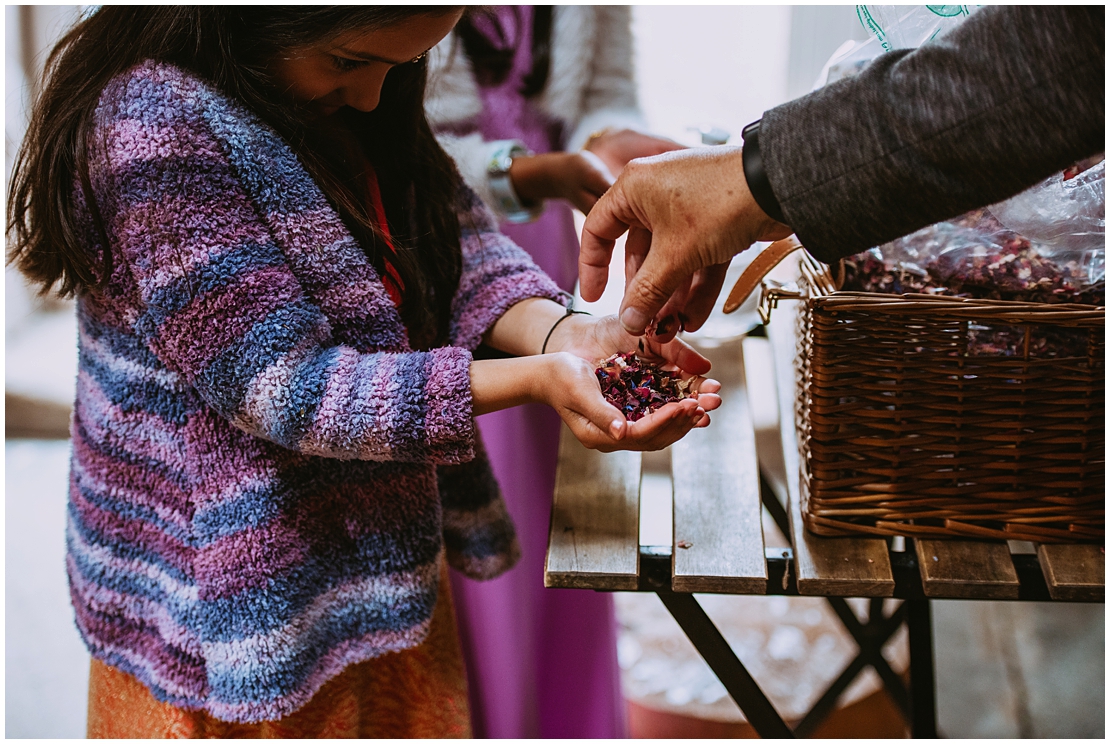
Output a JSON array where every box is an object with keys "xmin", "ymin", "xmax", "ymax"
[{"xmin": 487, "ymin": 140, "xmax": 544, "ymax": 224}]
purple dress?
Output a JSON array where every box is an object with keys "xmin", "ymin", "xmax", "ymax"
[{"xmin": 446, "ymin": 7, "xmax": 626, "ymax": 739}]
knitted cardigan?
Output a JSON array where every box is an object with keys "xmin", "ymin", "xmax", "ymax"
[{"xmin": 66, "ymin": 61, "xmax": 565, "ymax": 723}]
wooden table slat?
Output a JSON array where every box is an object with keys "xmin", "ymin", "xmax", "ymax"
[
  {"xmin": 914, "ymin": 539, "xmax": 1020, "ymax": 599},
  {"xmin": 766, "ymin": 304, "xmax": 895, "ymax": 597},
  {"xmin": 1036, "ymin": 543, "xmax": 1105, "ymax": 601},
  {"xmin": 545, "ymin": 427, "xmax": 641, "ymax": 590},
  {"xmin": 671, "ymin": 338, "xmax": 767, "ymax": 594}
]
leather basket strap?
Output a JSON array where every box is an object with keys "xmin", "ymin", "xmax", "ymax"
[{"xmin": 723, "ymin": 236, "xmax": 804, "ymax": 313}]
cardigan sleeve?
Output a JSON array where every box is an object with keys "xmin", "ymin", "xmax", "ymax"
[
  {"xmin": 87, "ymin": 64, "xmax": 476, "ymax": 464},
  {"xmin": 447, "ymin": 186, "xmax": 568, "ymax": 350}
]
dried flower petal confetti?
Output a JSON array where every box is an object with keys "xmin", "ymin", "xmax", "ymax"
[
  {"xmin": 840, "ymin": 207, "xmax": 1104, "ymax": 358},
  {"xmin": 595, "ymin": 352, "xmax": 694, "ymax": 422}
]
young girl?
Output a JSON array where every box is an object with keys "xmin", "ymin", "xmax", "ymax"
[{"xmin": 7, "ymin": 7, "xmax": 720, "ymax": 738}]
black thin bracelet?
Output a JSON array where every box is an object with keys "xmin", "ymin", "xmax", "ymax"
[
  {"xmin": 741, "ymin": 119, "xmax": 787, "ymax": 225},
  {"xmin": 541, "ymin": 304, "xmax": 590, "ymax": 355}
]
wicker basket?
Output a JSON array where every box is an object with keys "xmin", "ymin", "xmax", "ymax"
[
  {"xmin": 786, "ymin": 253, "xmax": 1105, "ymax": 543},
  {"xmin": 730, "ymin": 239, "xmax": 1105, "ymax": 544}
]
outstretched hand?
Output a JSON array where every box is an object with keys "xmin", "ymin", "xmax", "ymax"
[
  {"xmin": 510, "ymin": 151, "xmax": 615, "ymax": 215},
  {"xmin": 578, "ymin": 146, "xmax": 792, "ymax": 340},
  {"xmin": 584, "ymin": 128, "xmax": 685, "ymax": 178}
]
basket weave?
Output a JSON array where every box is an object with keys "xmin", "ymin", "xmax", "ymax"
[{"xmin": 792, "ymin": 272, "xmax": 1105, "ymax": 543}]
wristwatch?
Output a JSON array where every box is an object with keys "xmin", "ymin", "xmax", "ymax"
[{"xmin": 487, "ymin": 140, "xmax": 545, "ymax": 224}]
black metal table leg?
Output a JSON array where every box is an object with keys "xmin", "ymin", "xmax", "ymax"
[
  {"xmin": 907, "ymin": 598, "xmax": 938, "ymax": 737},
  {"xmin": 760, "ymin": 469, "xmax": 791, "ymax": 538},
  {"xmin": 792, "ymin": 597, "xmax": 910, "ymax": 736},
  {"xmin": 654, "ymin": 589, "xmax": 795, "ymax": 738},
  {"xmin": 826, "ymin": 598, "xmax": 911, "ymax": 715}
]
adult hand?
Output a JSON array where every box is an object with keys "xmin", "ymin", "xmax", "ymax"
[
  {"xmin": 585, "ymin": 128, "xmax": 685, "ymax": 177},
  {"xmin": 578, "ymin": 146, "xmax": 792, "ymax": 338},
  {"xmin": 509, "ymin": 151, "xmax": 615, "ymax": 215},
  {"xmin": 545, "ymin": 312, "xmax": 714, "ymax": 381}
]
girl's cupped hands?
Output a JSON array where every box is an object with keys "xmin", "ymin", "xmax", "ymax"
[{"xmin": 539, "ymin": 313, "xmax": 721, "ymax": 451}]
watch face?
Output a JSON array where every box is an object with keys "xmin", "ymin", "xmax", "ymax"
[
  {"xmin": 488, "ymin": 144, "xmax": 531, "ymax": 176},
  {"xmin": 488, "ymin": 153, "xmax": 512, "ymax": 176}
]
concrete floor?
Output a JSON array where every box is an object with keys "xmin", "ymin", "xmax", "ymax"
[
  {"xmin": 613, "ymin": 547, "xmax": 1105, "ymax": 738},
  {"xmin": 932, "ymin": 598, "xmax": 1104, "ymax": 738}
]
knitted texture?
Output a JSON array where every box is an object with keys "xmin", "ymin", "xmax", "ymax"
[{"xmin": 67, "ymin": 61, "xmax": 565, "ymax": 723}]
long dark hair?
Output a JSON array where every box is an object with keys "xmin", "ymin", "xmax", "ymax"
[
  {"xmin": 454, "ymin": 6, "xmax": 552, "ymax": 97},
  {"xmin": 8, "ymin": 6, "xmax": 465, "ymax": 347}
]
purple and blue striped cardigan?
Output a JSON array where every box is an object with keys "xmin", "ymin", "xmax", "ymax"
[{"xmin": 66, "ymin": 61, "xmax": 565, "ymax": 723}]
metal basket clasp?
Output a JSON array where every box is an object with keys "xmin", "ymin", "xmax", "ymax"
[{"xmin": 758, "ymin": 279, "xmax": 804, "ymax": 324}]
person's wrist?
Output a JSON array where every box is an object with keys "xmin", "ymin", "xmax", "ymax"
[
  {"xmin": 740, "ymin": 120, "xmax": 787, "ymax": 226},
  {"xmin": 522, "ymin": 354, "xmax": 544, "ymax": 406},
  {"xmin": 541, "ymin": 310, "xmax": 594, "ymax": 355},
  {"xmin": 471, "ymin": 356, "xmax": 546, "ymax": 415},
  {"xmin": 517, "ymin": 354, "xmax": 561, "ymax": 409},
  {"xmin": 529, "ymin": 352, "xmax": 567, "ymax": 407},
  {"xmin": 732, "ymin": 144, "xmax": 792, "ymax": 244},
  {"xmin": 489, "ymin": 141, "xmax": 544, "ymax": 223},
  {"xmin": 508, "ymin": 153, "xmax": 555, "ymax": 204}
]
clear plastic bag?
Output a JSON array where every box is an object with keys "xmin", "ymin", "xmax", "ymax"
[
  {"xmin": 844, "ymin": 199, "xmax": 1105, "ymax": 307},
  {"xmin": 988, "ymin": 158, "xmax": 1106, "ymax": 290},
  {"xmin": 818, "ymin": 36, "xmax": 883, "ymax": 87},
  {"xmin": 817, "ymin": 6, "xmax": 980, "ymax": 87},
  {"xmin": 856, "ymin": 5, "xmax": 976, "ymax": 52},
  {"xmin": 840, "ymin": 205, "xmax": 1103, "ymax": 357}
]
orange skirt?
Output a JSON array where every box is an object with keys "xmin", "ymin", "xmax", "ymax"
[{"xmin": 87, "ymin": 563, "xmax": 470, "ymax": 738}]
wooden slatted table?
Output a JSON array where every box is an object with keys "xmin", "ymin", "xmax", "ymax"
[{"xmin": 545, "ymin": 304, "xmax": 1104, "ymax": 738}]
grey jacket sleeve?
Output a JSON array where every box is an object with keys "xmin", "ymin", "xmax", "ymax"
[{"xmin": 760, "ymin": 5, "xmax": 1105, "ymax": 264}]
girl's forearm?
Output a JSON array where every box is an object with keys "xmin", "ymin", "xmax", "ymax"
[
  {"xmin": 481, "ymin": 296, "xmax": 569, "ymax": 357},
  {"xmin": 472, "ymin": 297, "xmax": 585, "ymax": 416},
  {"xmin": 470, "ymin": 356, "xmax": 549, "ymax": 415}
]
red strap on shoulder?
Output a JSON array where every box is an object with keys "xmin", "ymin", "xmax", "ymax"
[{"xmin": 364, "ymin": 165, "xmax": 405, "ymax": 307}]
